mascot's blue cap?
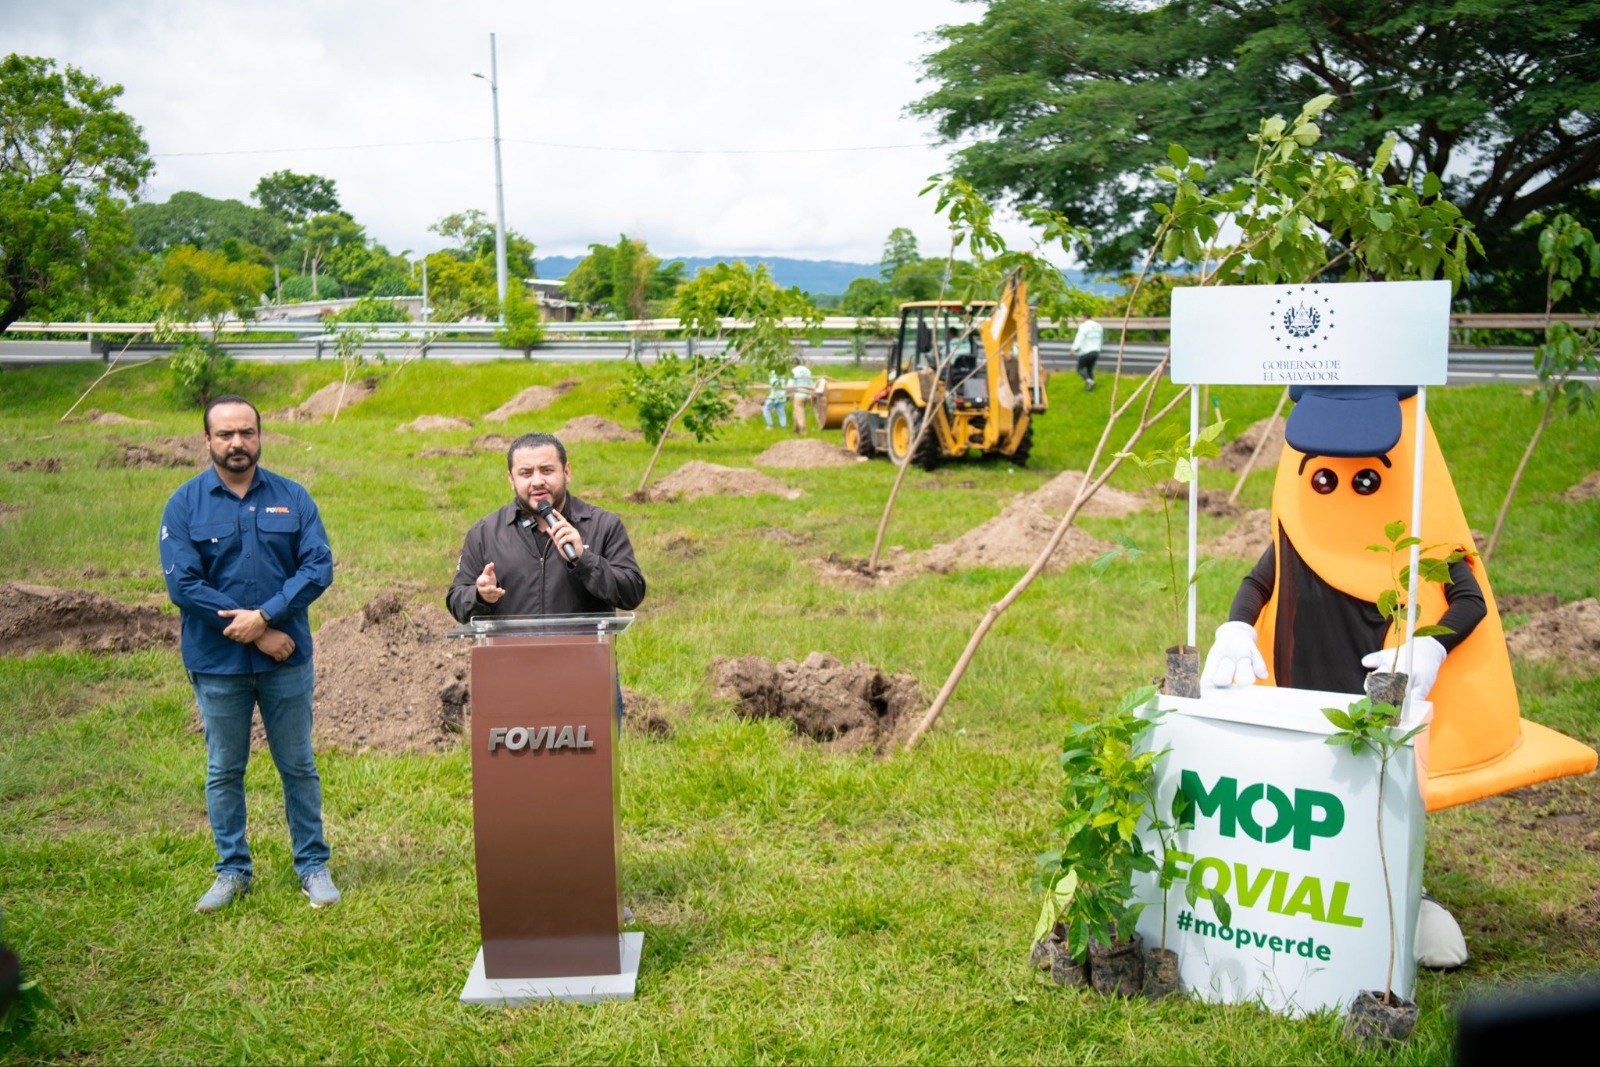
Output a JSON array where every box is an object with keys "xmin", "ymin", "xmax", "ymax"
[{"xmin": 1285, "ymin": 385, "xmax": 1418, "ymax": 457}]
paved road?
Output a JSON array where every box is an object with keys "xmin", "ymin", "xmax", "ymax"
[{"xmin": 0, "ymin": 338, "xmax": 1583, "ymax": 386}]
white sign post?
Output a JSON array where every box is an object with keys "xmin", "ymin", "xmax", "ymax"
[{"xmin": 1132, "ymin": 688, "xmax": 1428, "ymax": 1016}]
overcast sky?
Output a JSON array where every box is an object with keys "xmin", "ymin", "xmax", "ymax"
[{"xmin": 3, "ymin": 0, "xmax": 1043, "ymax": 266}]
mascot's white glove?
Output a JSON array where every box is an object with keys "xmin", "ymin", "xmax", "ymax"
[
  {"xmin": 1202, "ymin": 621, "xmax": 1268, "ymax": 689},
  {"xmin": 1361, "ymin": 636, "xmax": 1448, "ymax": 702}
]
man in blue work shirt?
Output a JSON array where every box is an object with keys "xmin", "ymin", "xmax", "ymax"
[{"xmin": 160, "ymin": 395, "xmax": 339, "ymax": 913}]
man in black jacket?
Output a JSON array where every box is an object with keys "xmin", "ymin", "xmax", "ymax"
[{"xmin": 448, "ymin": 432, "xmax": 646, "ymax": 623}]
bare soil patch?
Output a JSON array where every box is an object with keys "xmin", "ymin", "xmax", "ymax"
[
  {"xmin": 399, "ymin": 415, "xmax": 474, "ymax": 432},
  {"xmin": 474, "ymin": 433, "xmax": 513, "ymax": 453},
  {"xmin": 919, "ymin": 499, "xmax": 1112, "ymax": 573},
  {"xmin": 0, "ymin": 582, "xmax": 177, "ymax": 657},
  {"xmin": 710, "ymin": 651, "xmax": 921, "ymax": 754},
  {"xmin": 1216, "ymin": 416, "xmax": 1287, "ymax": 472},
  {"xmin": 1483, "ymin": 773, "xmax": 1600, "ymax": 854},
  {"xmin": 1497, "ymin": 593, "xmax": 1563, "ymax": 617},
  {"xmin": 1154, "ymin": 481, "xmax": 1241, "ymax": 518},
  {"xmin": 310, "ymin": 592, "xmax": 470, "ymax": 754},
  {"xmin": 752, "ymin": 439, "xmax": 865, "ymax": 468},
  {"xmin": 1024, "ymin": 470, "xmax": 1147, "ymax": 518},
  {"xmin": 4, "ymin": 458, "xmax": 63, "ymax": 473},
  {"xmin": 107, "ymin": 437, "xmax": 207, "ymax": 469},
  {"xmin": 558, "ymin": 415, "xmax": 642, "ymax": 442},
  {"xmin": 1506, "ymin": 598, "xmax": 1600, "ymax": 673},
  {"xmin": 483, "ymin": 380, "xmax": 578, "ymax": 422},
  {"xmin": 1201, "ymin": 508, "xmax": 1273, "ymax": 559},
  {"xmin": 289, "ymin": 378, "xmax": 378, "ymax": 419},
  {"xmin": 1560, "ymin": 472, "xmax": 1600, "ymax": 501},
  {"xmin": 641, "ymin": 461, "xmax": 801, "ymax": 503},
  {"xmin": 415, "ymin": 446, "xmax": 476, "ymax": 458},
  {"xmin": 622, "ymin": 686, "xmax": 687, "ymax": 738}
]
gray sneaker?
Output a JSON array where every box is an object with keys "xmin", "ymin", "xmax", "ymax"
[
  {"xmin": 195, "ymin": 873, "xmax": 249, "ymax": 913},
  {"xmin": 301, "ymin": 868, "xmax": 341, "ymax": 909}
]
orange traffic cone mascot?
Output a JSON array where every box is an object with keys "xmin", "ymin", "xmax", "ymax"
[{"xmin": 1203, "ymin": 385, "xmax": 1597, "ymax": 966}]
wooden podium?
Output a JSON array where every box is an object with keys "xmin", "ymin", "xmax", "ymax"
[{"xmin": 446, "ymin": 613, "xmax": 640, "ymax": 1005}]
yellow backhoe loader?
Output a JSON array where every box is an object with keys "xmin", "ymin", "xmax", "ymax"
[{"xmin": 817, "ymin": 274, "xmax": 1046, "ymax": 469}]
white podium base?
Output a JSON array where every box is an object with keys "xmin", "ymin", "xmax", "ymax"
[{"xmin": 458, "ymin": 933, "xmax": 643, "ymax": 1006}]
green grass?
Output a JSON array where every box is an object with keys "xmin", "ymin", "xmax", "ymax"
[{"xmin": 2, "ymin": 359, "xmax": 1598, "ymax": 1063}]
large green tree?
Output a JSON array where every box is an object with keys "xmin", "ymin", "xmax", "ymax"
[
  {"xmin": 129, "ymin": 191, "xmax": 290, "ymax": 255},
  {"xmin": 914, "ymin": 0, "xmax": 1600, "ymax": 301},
  {"xmin": 252, "ymin": 170, "xmax": 341, "ymax": 226},
  {"xmin": 565, "ymin": 234, "xmax": 684, "ymax": 318},
  {"xmin": 429, "ymin": 209, "xmax": 536, "ymax": 281},
  {"xmin": 0, "ymin": 54, "xmax": 152, "ymax": 331}
]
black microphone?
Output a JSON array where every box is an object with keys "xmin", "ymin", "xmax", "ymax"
[{"xmin": 534, "ymin": 499, "xmax": 579, "ymax": 561}]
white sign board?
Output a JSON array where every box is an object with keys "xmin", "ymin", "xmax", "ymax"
[
  {"xmin": 1170, "ymin": 281, "xmax": 1450, "ymax": 385},
  {"xmin": 1132, "ymin": 685, "xmax": 1426, "ymax": 1016}
]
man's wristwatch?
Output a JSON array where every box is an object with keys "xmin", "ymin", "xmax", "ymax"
[{"xmin": 259, "ymin": 608, "xmax": 273, "ymax": 625}]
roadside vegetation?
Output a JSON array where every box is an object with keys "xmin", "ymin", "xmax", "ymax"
[{"xmin": 1, "ymin": 358, "xmax": 1597, "ymax": 1063}]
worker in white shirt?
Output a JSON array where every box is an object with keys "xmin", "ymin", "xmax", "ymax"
[{"xmin": 1070, "ymin": 317, "xmax": 1104, "ymax": 392}]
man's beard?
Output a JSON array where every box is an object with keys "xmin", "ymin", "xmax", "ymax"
[{"xmin": 214, "ymin": 448, "xmax": 256, "ymax": 471}]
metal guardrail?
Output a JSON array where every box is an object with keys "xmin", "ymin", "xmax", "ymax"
[{"xmin": 7, "ymin": 311, "xmax": 1596, "ymax": 339}]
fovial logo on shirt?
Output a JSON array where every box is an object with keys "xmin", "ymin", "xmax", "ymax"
[{"xmin": 265, "ymin": 506, "xmax": 292, "ymax": 514}]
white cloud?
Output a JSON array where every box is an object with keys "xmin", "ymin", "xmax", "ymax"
[{"xmin": 3, "ymin": 0, "xmax": 1050, "ymax": 266}]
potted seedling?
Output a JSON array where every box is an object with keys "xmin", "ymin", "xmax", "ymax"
[
  {"xmin": 1108, "ymin": 419, "xmax": 1228, "ymax": 697},
  {"xmin": 1032, "ymin": 686, "xmax": 1161, "ymax": 996},
  {"xmin": 1364, "ymin": 520, "xmax": 1468, "ymax": 705},
  {"xmin": 1140, "ymin": 775, "xmax": 1232, "ymax": 999},
  {"xmin": 1321, "ymin": 695, "xmax": 1426, "ymax": 1046}
]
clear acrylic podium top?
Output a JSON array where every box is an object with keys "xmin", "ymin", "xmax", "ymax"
[{"xmin": 445, "ymin": 612, "xmax": 635, "ymax": 644}]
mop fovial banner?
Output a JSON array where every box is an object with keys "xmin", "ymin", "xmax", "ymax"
[{"xmin": 1132, "ymin": 690, "xmax": 1425, "ymax": 1016}]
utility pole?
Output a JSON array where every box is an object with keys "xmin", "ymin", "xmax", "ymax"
[{"xmin": 485, "ymin": 33, "xmax": 509, "ymax": 325}]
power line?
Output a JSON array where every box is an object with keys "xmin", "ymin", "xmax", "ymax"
[
  {"xmin": 150, "ymin": 135, "xmax": 980, "ymax": 160},
  {"xmin": 151, "ymin": 137, "xmax": 486, "ymax": 158}
]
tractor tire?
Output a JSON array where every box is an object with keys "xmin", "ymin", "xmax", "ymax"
[
  {"xmin": 886, "ymin": 400, "xmax": 919, "ymax": 467},
  {"xmin": 843, "ymin": 411, "xmax": 876, "ymax": 458},
  {"xmin": 1007, "ymin": 424, "xmax": 1034, "ymax": 467}
]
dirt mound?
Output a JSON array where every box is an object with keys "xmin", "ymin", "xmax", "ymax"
[
  {"xmin": 1217, "ymin": 416, "xmax": 1287, "ymax": 471},
  {"xmin": 621, "ymin": 687, "xmax": 685, "ymax": 738},
  {"xmin": 399, "ymin": 415, "xmax": 474, "ymax": 432},
  {"xmin": 108, "ymin": 437, "xmax": 207, "ymax": 469},
  {"xmin": 558, "ymin": 415, "xmax": 642, "ymax": 442},
  {"xmin": 474, "ymin": 433, "xmax": 514, "ymax": 453},
  {"xmin": 415, "ymin": 447, "xmax": 476, "ymax": 458},
  {"xmin": 293, "ymin": 378, "xmax": 377, "ymax": 418},
  {"xmin": 1506, "ymin": 598, "xmax": 1600, "ymax": 673},
  {"xmin": 1201, "ymin": 509, "xmax": 1273, "ymax": 559},
  {"xmin": 710, "ymin": 652, "xmax": 921, "ymax": 753},
  {"xmin": 643, "ymin": 461, "xmax": 802, "ymax": 502},
  {"xmin": 752, "ymin": 439, "xmax": 865, "ymax": 468},
  {"xmin": 66, "ymin": 409, "xmax": 152, "ymax": 426},
  {"xmin": 310, "ymin": 593, "xmax": 471, "ymax": 754},
  {"xmin": 731, "ymin": 394, "xmax": 766, "ymax": 420},
  {"xmin": 1498, "ymin": 593, "xmax": 1563, "ymax": 617},
  {"xmin": 4, "ymin": 458, "xmax": 63, "ymax": 473},
  {"xmin": 483, "ymin": 380, "xmax": 578, "ymax": 423},
  {"xmin": 1560, "ymin": 472, "xmax": 1600, "ymax": 501},
  {"xmin": 1025, "ymin": 470, "xmax": 1147, "ymax": 517},
  {"xmin": 0, "ymin": 582, "xmax": 177, "ymax": 657},
  {"xmin": 919, "ymin": 499, "xmax": 1112, "ymax": 573}
]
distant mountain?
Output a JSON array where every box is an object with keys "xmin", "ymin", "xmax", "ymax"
[
  {"xmin": 533, "ymin": 254, "xmax": 1118, "ymax": 298},
  {"xmin": 534, "ymin": 255, "xmax": 879, "ymax": 296}
]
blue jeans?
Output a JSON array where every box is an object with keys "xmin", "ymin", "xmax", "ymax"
[
  {"xmin": 763, "ymin": 396, "xmax": 787, "ymax": 428},
  {"xmin": 191, "ymin": 660, "xmax": 329, "ymax": 880}
]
